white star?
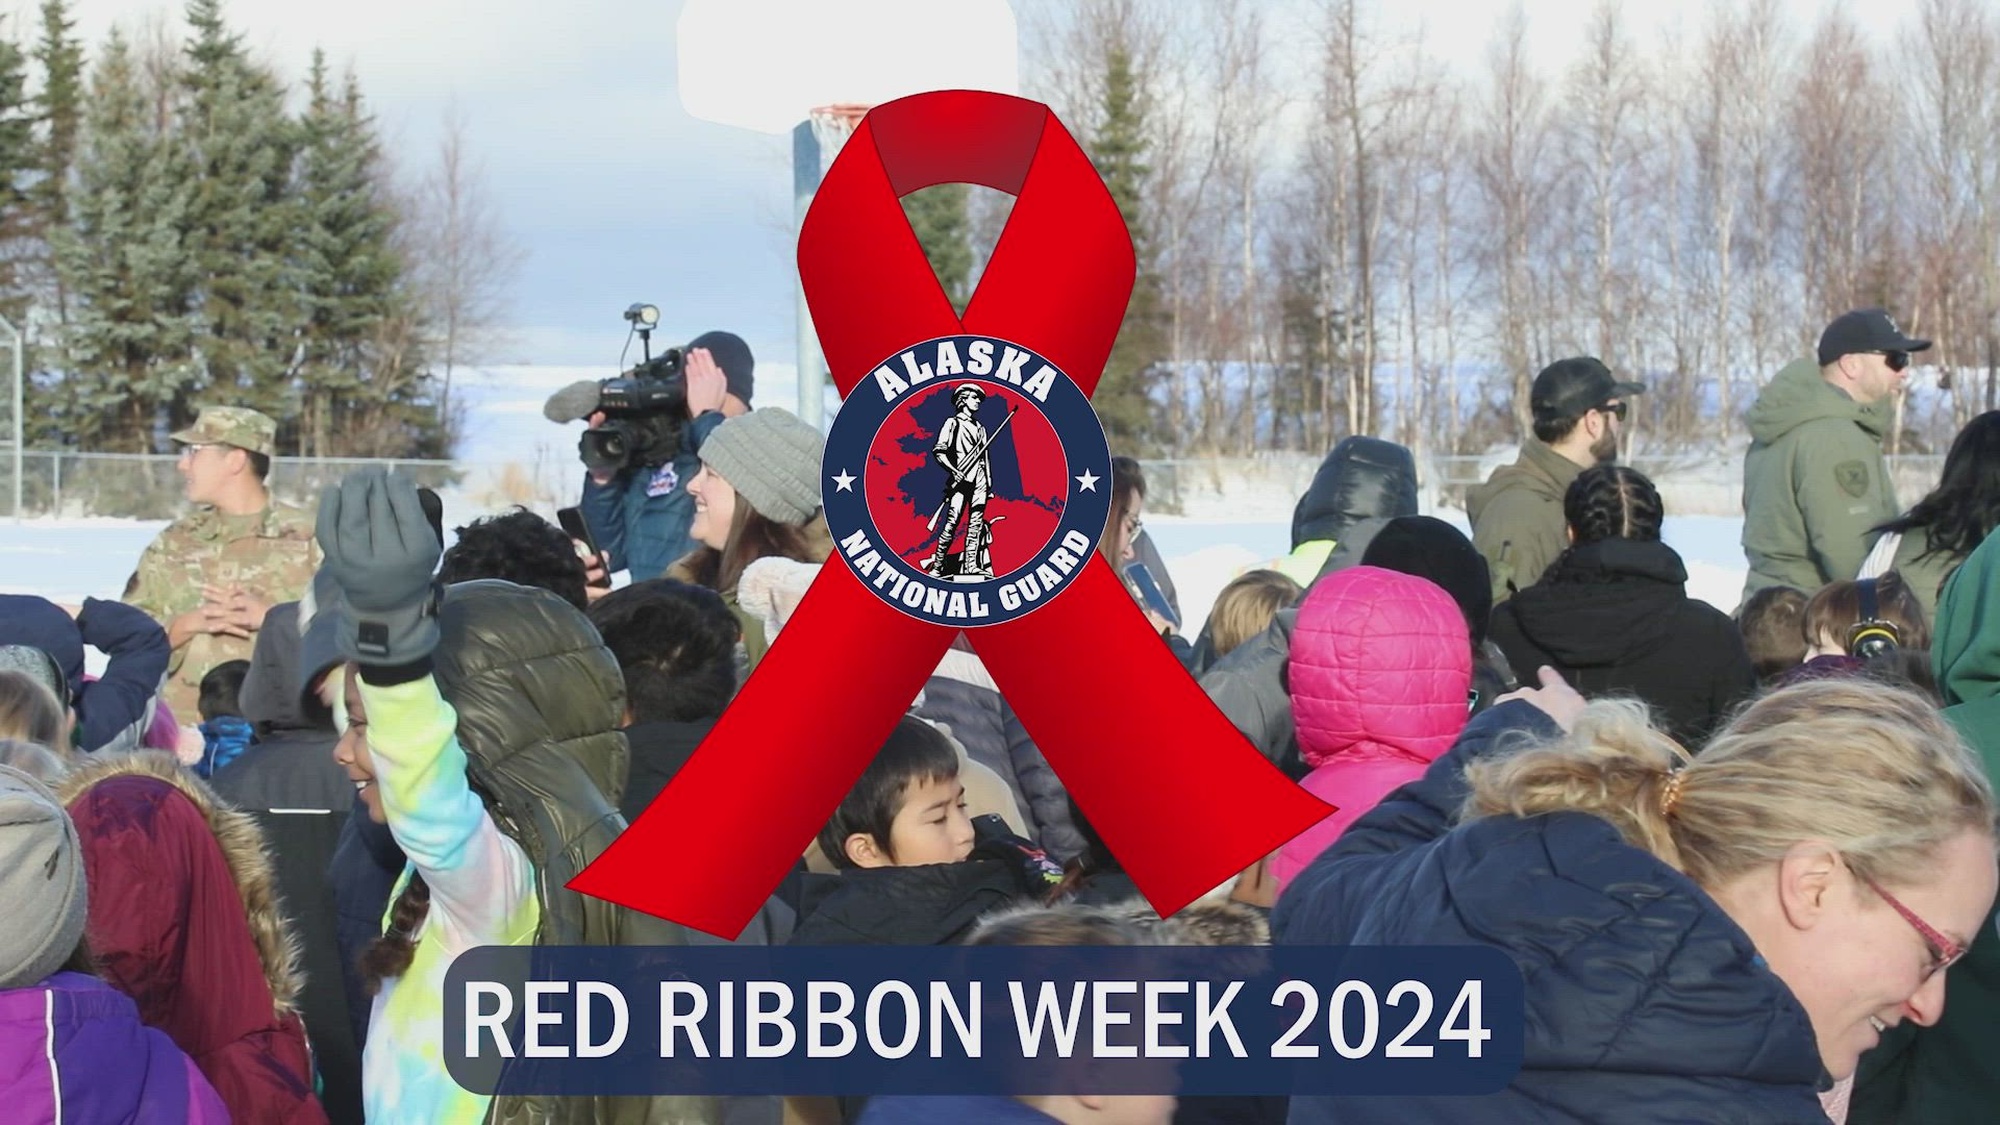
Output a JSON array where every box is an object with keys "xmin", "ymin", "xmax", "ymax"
[
  {"xmin": 1076, "ymin": 470, "xmax": 1099, "ymax": 492},
  {"xmin": 832, "ymin": 470, "xmax": 856, "ymax": 492}
]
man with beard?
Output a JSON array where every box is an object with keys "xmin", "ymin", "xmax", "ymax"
[
  {"xmin": 1469, "ymin": 358, "xmax": 1643, "ymax": 602},
  {"xmin": 1740, "ymin": 308, "xmax": 1927, "ymax": 600}
]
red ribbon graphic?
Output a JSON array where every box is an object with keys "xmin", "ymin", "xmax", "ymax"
[{"xmin": 572, "ymin": 91, "xmax": 1333, "ymax": 939}]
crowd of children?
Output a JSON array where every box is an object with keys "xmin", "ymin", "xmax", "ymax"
[{"xmin": 1, "ymin": 402, "xmax": 1999, "ymax": 1125}]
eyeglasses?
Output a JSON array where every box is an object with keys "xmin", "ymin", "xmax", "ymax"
[
  {"xmin": 1858, "ymin": 870, "xmax": 1965, "ymax": 981},
  {"xmin": 1595, "ymin": 401, "xmax": 1628, "ymax": 421},
  {"xmin": 1872, "ymin": 351, "xmax": 1911, "ymax": 372}
]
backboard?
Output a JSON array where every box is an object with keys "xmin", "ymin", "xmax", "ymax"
[{"xmin": 678, "ymin": 0, "xmax": 1019, "ymax": 136}]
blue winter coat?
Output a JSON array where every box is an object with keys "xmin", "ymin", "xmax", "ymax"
[
  {"xmin": 1273, "ymin": 701, "xmax": 1832, "ymax": 1124},
  {"xmin": 577, "ymin": 411, "xmax": 727, "ymax": 581}
]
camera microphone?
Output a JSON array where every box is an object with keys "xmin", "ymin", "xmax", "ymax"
[{"xmin": 544, "ymin": 380, "xmax": 604, "ymax": 423}]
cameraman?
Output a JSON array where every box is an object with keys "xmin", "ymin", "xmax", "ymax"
[{"xmin": 568, "ymin": 330, "xmax": 754, "ymax": 586}]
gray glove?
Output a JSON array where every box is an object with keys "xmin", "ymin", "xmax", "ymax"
[{"xmin": 316, "ymin": 467, "xmax": 443, "ymax": 666}]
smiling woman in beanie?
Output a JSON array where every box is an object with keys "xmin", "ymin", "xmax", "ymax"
[
  {"xmin": 667, "ymin": 407, "xmax": 832, "ymax": 673},
  {"xmin": 0, "ymin": 763, "xmax": 228, "ymax": 1121}
]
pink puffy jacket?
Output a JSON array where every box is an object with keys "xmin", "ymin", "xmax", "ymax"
[{"xmin": 1272, "ymin": 566, "xmax": 1472, "ymax": 891}]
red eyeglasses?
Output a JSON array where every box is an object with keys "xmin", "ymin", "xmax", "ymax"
[{"xmin": 1859, "ymin": 872, "xmax": 1965, "ymax": 981}]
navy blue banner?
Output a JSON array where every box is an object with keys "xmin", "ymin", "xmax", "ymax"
[{"xmin": 443, "ymin": 945, "xmax": 1523, "ymax": 1096}]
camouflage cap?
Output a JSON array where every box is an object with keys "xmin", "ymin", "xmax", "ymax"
[{"xmin": 170, "ymin": 406, "xmax": 278, "ymax": 457}]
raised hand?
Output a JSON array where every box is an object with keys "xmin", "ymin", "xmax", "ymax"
[{"xmin": 315, "ymin": 467, "xmax": 443, "ymax": 666}]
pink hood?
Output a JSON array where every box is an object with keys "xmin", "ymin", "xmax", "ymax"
[{"xmin": 1274, "ymin": 566, "xmax": 1471, "ymax": 890}]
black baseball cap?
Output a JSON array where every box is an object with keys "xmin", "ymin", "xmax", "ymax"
[
  {"xmin": 688, "ymin": 330, "xmax": 755, "ymax": 406},
  {"xmin": 1818, "ymin": 308, "xmax": 1931, "ymax": 367},
  {"xmin": 1530, "ymin": 357, "xmax": 1645, "ymax": 424}
]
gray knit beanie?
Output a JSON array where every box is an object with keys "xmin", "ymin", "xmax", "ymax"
[
  {"xmin": 698, "ymin": 408, "xmax": 826, "ymax": 525},
  {"xmin": 0, "ymin": 763, "xmax": 88, "ymax": 990}
]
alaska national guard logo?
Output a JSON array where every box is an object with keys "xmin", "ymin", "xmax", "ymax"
[
  {"xmin": 821, "ymin": 335, "xmax": 1114, "ymax": 628},
  {"xmin": 1835, "ymin": 460, "xmax": 1870, "ymax": 499}
]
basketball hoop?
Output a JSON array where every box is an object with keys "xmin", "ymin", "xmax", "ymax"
[{"xmin": 807, "ymin": 103, "xmax": 872, "ymax": 172}]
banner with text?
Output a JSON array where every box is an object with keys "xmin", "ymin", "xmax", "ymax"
[{"xmin": 443, "ymin": 945, "xmax": 1524, "ymax": 1097}]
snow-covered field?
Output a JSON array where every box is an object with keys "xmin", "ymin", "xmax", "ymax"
[{"xmin": 1, "ymin": 361, "xmax": 1756, "ymax": 661}]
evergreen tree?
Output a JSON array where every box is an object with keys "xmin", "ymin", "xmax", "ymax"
[
  {"xmin": 902, "ymin": 183, "xmax": 973, "ymax": 311},
  {"xmin": 32, "ymin": 0, "xmax": 84, "ymax": 326},
  {"xmin": 0, "ymin": 17, "xmax": 41, "ymax": 322},
  {"xmin": 293, "ymin": 54, "xmax": 438, "ymax": 457},
  {"xmin": 176, "ymin": 0, "xmax": 301, "ymax": 436},
  {"xmin": 1091, "ymin": 44, "xmax": 1166, "ymax": 450},
  {"xmin": 47, "ymin": 30, "xmax": 198, "ymax": 450}
]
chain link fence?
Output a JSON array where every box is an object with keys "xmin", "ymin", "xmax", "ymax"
[
  {"xmin": 3, "ymin": 450, "xmax": 578, "ymax": 521},
  {"xmin": 1138, "ymin": 450, "xmax": 1948, "ymax": 519},
  {"xmin": 0, "ymin": 447, "xmax": 1952, "ymax": 522}
]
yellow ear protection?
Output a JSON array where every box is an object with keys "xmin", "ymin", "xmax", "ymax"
[{"xmin": 1847, "ymin": 578, "xmax": 1903, "ymax": 660}]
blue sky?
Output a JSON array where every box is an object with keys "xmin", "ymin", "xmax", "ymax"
[{"xmin": 55, "ymin": 0, "xmax": 1912, "ymax": 382}]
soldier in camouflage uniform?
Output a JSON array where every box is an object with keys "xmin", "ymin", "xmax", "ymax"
[{"xmin": 123, "ymin": 407, "xmax": 320, "ymax": 722}]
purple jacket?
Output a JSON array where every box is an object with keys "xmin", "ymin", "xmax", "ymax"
[{"xmin": 0, "ymin": 972, "xmax": 227, "ymax": 1124}]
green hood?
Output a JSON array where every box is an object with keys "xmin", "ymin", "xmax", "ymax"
[
  {"xmin": 1936, "ymin": 532, "xmax": 2000, "ymax": 707},
  {"xmin": 1745, "ymin": 357, "xmax": 1892, "ymax": 445}
]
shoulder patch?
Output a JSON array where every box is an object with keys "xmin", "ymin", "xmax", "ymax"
[{"xmin": 1835, "ymin": 460, "xmax": 1870, "ymax": 499}]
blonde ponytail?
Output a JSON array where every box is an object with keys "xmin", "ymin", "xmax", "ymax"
[
  {"xmin": 1465, "ymin": 679, "xmax": 1995, "ymax": 892},
  {"xmin": 1463, "ymin": 698, "xmax": 1692, "ymax": 871}
]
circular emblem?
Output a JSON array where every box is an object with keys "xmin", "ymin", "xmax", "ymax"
[{"xmin": 822, "ymin": 334, "xmax": 1113, "ymax": 627}]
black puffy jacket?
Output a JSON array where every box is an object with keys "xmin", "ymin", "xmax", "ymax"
[
  {"xmin": 1293, "ymin": 436, "xmax": 1419, "ymax": 570},
  {"xmin": 1273, "ymin": 701, "xmax": 1832, "ymax": 1124},
  {"xmin": 1487, "ymin": 539, "xmax": 1757, "ymax": 748}
]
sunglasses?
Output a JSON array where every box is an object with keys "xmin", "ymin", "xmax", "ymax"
[
  {"xmin": 1873, "ymin": 351, "xmax": 1911, "ymax": 372},
  {"xmin": 1859, "ymin": 870, "xmax": 1965, "ymax": 982},
  {"xmin": 1595, "ymin": 401, "xmax": 1629, "ymax": 421}
]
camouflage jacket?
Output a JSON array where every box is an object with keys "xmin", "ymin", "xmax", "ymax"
[{"xmin": 124, "ymin": 501, "xmax": 321, "ymax": 723}]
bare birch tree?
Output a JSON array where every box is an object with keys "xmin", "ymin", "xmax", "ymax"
[
  {"xmin": 411, "ymin": 104, "xmax": 522, "ymax": 427},
  {"xmin": 1472, "ymin": 2, "xmax": 1552, "ymax": 435}
]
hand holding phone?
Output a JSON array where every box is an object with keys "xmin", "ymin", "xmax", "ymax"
[
  {"xmin": 556, "ymin": 507, "xmax": 613, "ymax": 589},
  {"xmin": 1124, "ymin": 562, "xmax": 1180, "ymax": 632}
]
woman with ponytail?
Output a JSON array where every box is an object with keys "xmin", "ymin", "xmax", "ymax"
[
  {"xmin": 1275, "ymin": 674, "xmax": 1997, "ymax": 1124},
  {"xmin": 1487, "ymin": 464, "xmax": 1756, "ymax": 747}
]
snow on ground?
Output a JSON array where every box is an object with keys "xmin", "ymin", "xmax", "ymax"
[
  {"xmin": 4, "ymin": 362, "xmax": 1756, "ymax": 660},
  {"xmin": 3, "ymin": 507, "xmax": 1753, "ymax": 672}
]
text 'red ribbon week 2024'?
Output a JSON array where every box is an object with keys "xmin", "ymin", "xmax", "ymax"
[{"xmin": 571, "ymin": 90, "xmax": 1334, "ymax": 939}]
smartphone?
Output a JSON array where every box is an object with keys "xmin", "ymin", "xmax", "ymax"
[
  {"xmin": 556, "ymin": 507, "xmax": 612, "ymax": 588},
  {"xmin": 1124, "ymin": 562, "xmax": 1180, "ymax": 631}
]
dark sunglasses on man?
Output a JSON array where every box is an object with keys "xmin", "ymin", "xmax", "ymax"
[
  {"xmin": 1872, "ymin": 350, "xmax": 1911, "ymax": 372},
  {"xmin": 1595, "ymin": 401, "xmax": 1629, "ymax": 421}
]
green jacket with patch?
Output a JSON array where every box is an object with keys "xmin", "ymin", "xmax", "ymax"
[
  {"xmin": 1850, "ymin": 534, "xmax": 2000, "ymax": 1124},
  {"xmin": 1467, "ymin": 438, "xmax": 1583, "ymax": 603},
  {"xmin": 1740, "ymin": 358, "xmax": 1899, "ymax": 600}
]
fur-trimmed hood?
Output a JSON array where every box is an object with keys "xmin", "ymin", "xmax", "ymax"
[
  {"xmin": 55, "ymin": 751, "xmax": 305, "ymax": 1016},
  {"xmin": 1105, "ymin": 896, "xmax": 1273, "ymax": 947}
]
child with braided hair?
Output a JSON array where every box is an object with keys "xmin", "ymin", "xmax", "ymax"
[
  {"xmin": 1487, "ymin": 464, "xmax": 1757, "ymax": 748},
  {"xmin": 322, "ymin": 468, "xmax": 719, "ymax": 1125}
]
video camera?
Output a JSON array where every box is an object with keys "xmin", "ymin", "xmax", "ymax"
[{"xmin": 575, "ymin": 304, "xmax": 690, "ymax": 474}]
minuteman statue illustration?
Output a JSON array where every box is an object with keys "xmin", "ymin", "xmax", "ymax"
[{"xmin": 926, "ymin": 383, "xmax": 1011, "ymax": 580}]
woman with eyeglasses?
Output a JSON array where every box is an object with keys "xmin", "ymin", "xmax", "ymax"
[
  {"xmin": 1274, "ymin": 674, "xmax": 1997, "ymax": 1125},
  {"xmin": 1103, "ymin": 457, "xmax": 1194, "ymax": 667},
  {"xmin": 1863, "ymin": 409, "xmax": 2000, "ymax": 619}
]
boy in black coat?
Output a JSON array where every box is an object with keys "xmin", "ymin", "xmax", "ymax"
[{"xmin": 792, "ymin": 713, "xmax": 1062, "ymax": 946}]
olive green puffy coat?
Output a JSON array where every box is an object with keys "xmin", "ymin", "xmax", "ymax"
[{"xmin": 435, "ymin": 580, "xmax": 722, "ymax": 1125}]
